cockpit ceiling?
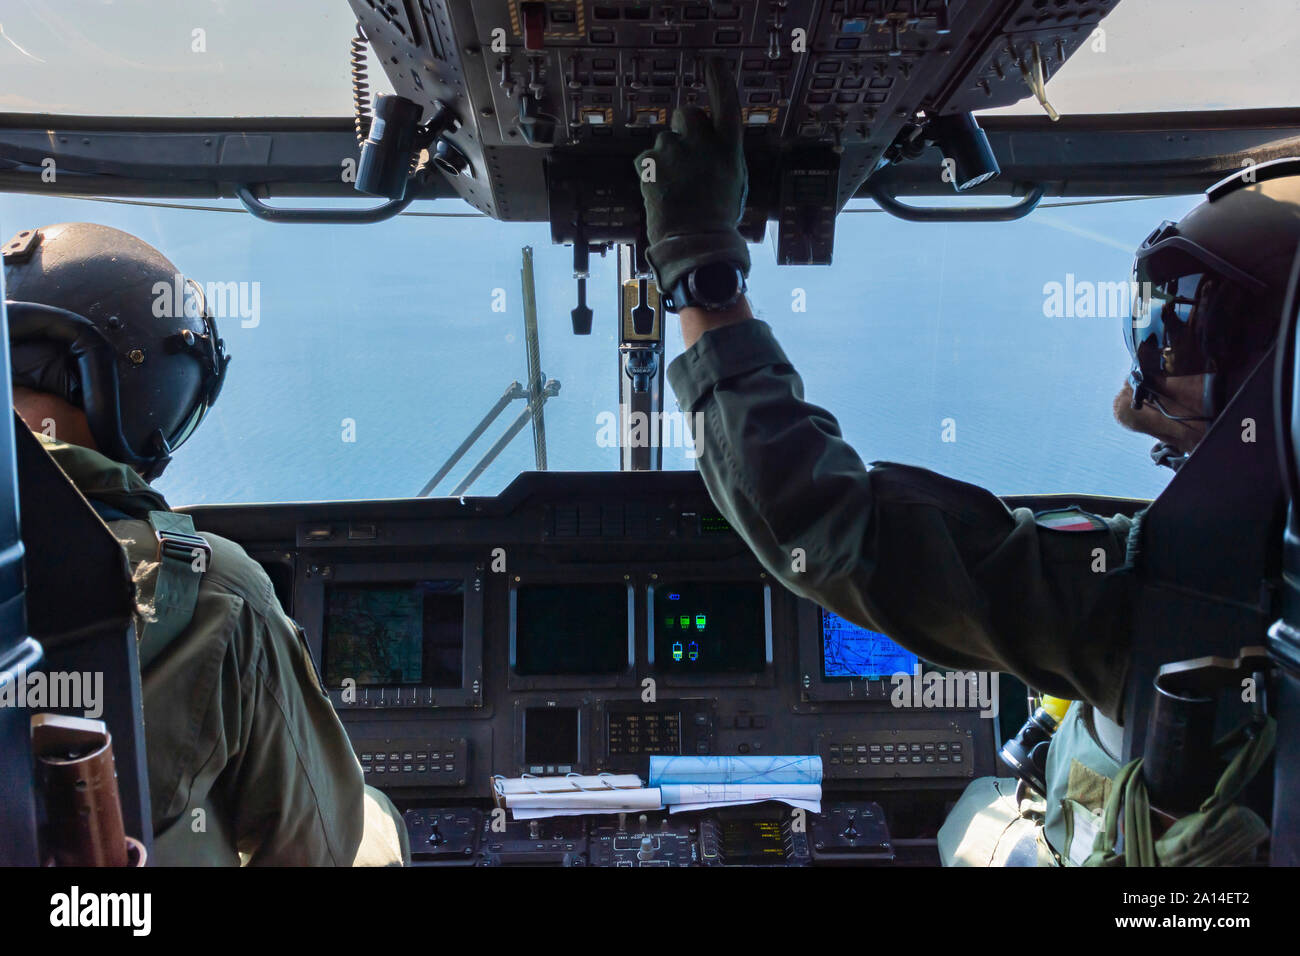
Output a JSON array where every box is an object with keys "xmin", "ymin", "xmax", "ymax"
[{"xmin": 350, "ymin": 1, "xmax": 1122, "ymax": 221}]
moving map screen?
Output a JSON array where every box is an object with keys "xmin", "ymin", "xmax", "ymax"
[
  {"xmin": 820, "ymin": 609, "xmax": 917, "ymax": 680},
  {"xmin": 323, "ymin": 581, "xmax": 464, "ymax": 687}
]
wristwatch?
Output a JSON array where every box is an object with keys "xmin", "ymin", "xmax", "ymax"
[{"xmin": 662, "ymin": 260, "xmax": 747, "ymax": 314}]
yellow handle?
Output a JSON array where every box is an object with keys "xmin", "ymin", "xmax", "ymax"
[{"xmin": 1039, "ymin": 694, "xmax": 1072, "ymax": 723}]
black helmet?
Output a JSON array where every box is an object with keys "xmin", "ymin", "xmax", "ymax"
[
  {"xmin": 4, "ymin": 223, "xmax": 229, "ymax": 481},
  {"xmin": 1126, "ymin": 158, "xmax": 1300, "ymax": 428}
]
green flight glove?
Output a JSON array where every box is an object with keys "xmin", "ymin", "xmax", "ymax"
[{"xmin": 634, "ymin": 57, "xmax": 751, "ymax": 295}]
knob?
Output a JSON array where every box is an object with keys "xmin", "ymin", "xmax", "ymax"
[{"xmin": 637, "ymin": 835, "xmax": 656, "ymax": 861}]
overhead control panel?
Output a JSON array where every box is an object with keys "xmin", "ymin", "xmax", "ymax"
[{"xmin": 348, "ymin": 0, "xmax": 1120, "ymax": 261}]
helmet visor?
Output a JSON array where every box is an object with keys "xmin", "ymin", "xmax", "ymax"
[
  {"xmin": 1127, "ymin": 265, "xmax": 1208, "ymax": 388},
  {"xmin": 164, "ymin": 279, "xmax": 228, "ymax": 454},
  {"xmin": 1125, "ymin": 220, "xmax": 1267, "ymax": 394}
]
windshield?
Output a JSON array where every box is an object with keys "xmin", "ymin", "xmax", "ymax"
[
  {"xmin": 2, "ymin": 191, "xmax": 1190, "ymax": 504},
  {"xmin": 1, "ymin": 0, "xmax": 1296, "ymax": 117}
]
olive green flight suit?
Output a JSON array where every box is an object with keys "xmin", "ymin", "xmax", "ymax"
[
  {"xmin": 38, "ymin": 434, "xmax": 408, "ymax": 867},
  {"xmin": 935, "ymin": 701, "xmax": 1122, "ymax": 866},
  {"xmin": 667, "ymin": 319, "xmax": 1137, "ymax": 720},
  {"xmin": 668, "ymin": 319, "xmax": 1143, "ymax": 866}
]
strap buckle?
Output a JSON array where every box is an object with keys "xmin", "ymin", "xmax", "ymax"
[{"xmin": 155, "ymin": 526, "xmax": 211, "ymax": 566}]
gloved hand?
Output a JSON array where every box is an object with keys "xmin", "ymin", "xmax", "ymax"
[{"xmin": 634, "ymin": 57, "xmax": 751, "ymax": 294}]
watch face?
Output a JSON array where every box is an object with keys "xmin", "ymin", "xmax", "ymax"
[{"xmin": 690, "ymin": 262, "xmax": 741, "ymax": 305}]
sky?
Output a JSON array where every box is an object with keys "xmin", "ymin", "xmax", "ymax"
[{"xmin": 0, "ymin": 1, "xmax": 1295, "ymax": 116}]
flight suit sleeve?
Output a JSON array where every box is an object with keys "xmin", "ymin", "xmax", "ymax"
[{"xmin": 667, "ymin": 319, "xmax": 1135, "ymax": 721}]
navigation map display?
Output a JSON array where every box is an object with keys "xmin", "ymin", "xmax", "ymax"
[
  {"xmin": 820, "ymin": 609, "xmax": 917, "ymax": 680},
  {"xmin": 323, "ymin": 580, "xmax": 464, "ymax": 687}
]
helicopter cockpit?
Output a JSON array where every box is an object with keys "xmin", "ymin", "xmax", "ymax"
[{"xmin": 1, "ymin": 0, "xmax": 1299, "ymax": 901}]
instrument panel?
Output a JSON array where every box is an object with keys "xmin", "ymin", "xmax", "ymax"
[{"xmin": 187, "ymin": 470, "xmax": 1008, "ymax": 864}]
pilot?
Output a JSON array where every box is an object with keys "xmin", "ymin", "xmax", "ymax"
[
  {"xmin": 4, "ymin": 222, "xmax": 409, "ymax": 866},
  {"xmin": 636, "ymin": 60, "xmax": 1300, "ymax": 865}
]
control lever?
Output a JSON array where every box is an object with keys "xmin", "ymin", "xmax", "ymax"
[
  {"xmin": 572, "ymin": 278, "xmax": 593, "ymax": 335},
  {"xmin": 631, "ymin": 278, "xmax": 654, "ymax": 336},
  {"xmin": 426, "ymin": 820, "xmax": 444, "ymax": 847},
  {"xmin": 571, "ymin": 239, "xmax": 594, "ymax": 334}
]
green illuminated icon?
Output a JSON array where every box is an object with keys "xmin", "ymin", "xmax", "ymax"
[
  {"xmin": 665, "ymin": 616, "xmax": 674, "ymax": 629},
  {"xmin": 695, "ymin": 614, "xmax": 706, "ymax": 630},
  {"xmin": 680, "ymin": 616, "xmax": 689, "ymax": 630}
]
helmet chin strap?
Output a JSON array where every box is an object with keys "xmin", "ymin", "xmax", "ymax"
[{"xmin": 1144, "ymin": 391, "xmax": 1214, "ymax": 424}]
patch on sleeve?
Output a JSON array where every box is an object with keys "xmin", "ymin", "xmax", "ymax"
[{"xmin": 1034, "ymin": 507, "xmax": 1108, "ymax": 532}]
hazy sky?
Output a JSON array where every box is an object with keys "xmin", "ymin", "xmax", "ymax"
[{"xmin": 0, "ymin": 0, "xmax": 1295, "ymax": 116}]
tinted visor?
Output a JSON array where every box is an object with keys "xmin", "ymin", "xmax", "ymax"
[
  {"xmin": 165, "ymin": 280, "xmax": 229, "ymax": 454},
  {"xmin": 1127, "ymin": 265, "xmax": 1208, "ymax": 388},
  {"xmin": 1125, "ymin": 220, "xmax": 1267, "ymax": 394}
]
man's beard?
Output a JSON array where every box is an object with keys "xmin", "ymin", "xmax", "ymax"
[{"xmin": 1112, "ymin": 380, "xmax": 1206, "ymax": 453}]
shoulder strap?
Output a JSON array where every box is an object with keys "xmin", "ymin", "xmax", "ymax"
[{"xmin": 137, "ymin": 511, "xmax": 211, "ymax": 669}]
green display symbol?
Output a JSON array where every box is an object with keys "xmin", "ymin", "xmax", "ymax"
[
  {"xmin": 695, "ymin": 614, "xmax": 706, "ymax": 630},
  {"xmin": 680, "ymin": 616, "xmax": 689, "ymax": 630}
]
